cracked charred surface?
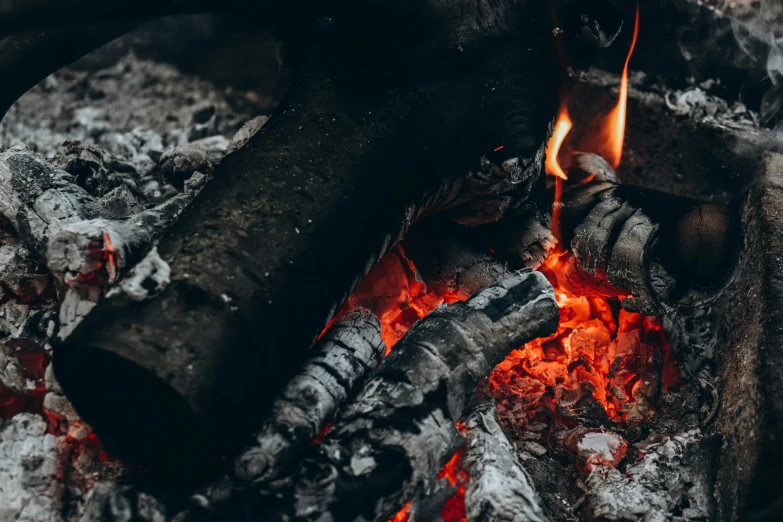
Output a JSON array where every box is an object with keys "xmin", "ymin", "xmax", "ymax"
[
  {"xmin": 271, "ymin": 271, "xmax": 558, "ymax": 522},
  {"xmin": 53, "ymin": 0, "xmax": 621, "ymax": 473}
]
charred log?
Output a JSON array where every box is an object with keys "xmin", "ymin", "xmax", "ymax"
[
  {"xmin": 0, "ymin": 145, "xmax": 97, "ymax": 253},
  {"xmin": 52, "ymin": 1, "xmax": 620, "ymax": 474},
  {"xmin": 46, "ymin": 193, "xmax": 191, "ymax": 286},
  {"xmin": 268, "ymin": 271, "xmax": 558, "ymax": 522},
  {"xmin": 462, "ymin": 399, "xmax": 546, "ymax": 522},
  {"xmin": 0, "ymin": 25, "xmax": 136, "ymax": 119},
  {"xmin": 234, "ymin": 308, "xmax": 386, "ymax": 488},
  {"xmin": 557, "ymin": 153, "xmax": 740, "ymax": 315}
]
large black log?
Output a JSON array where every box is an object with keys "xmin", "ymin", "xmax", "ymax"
[{"xmin": 52, "ymin": 1, "xmax": 621, "ymax": 474}]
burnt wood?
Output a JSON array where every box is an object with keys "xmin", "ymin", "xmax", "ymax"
[
  {"xmin": 558, "ymin": 154, "xmax": 740, "ymax": 315},
  {"xmin": 462, "ymin": 399, "xmax": 546, "ymax": 522},
  {"xmin": 267, "ymin": 270, "xmax": 558, "ymax": 522},
  {"xmin": 53, "ymin": 0, "xmax": 621, "ymax": 474},
  {"xmin": 234, "ymin": 308, "xmax": 386, "ymax": 489}
]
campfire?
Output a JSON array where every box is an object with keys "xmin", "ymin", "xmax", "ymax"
[{"xmin": 0, "ymin": 1, "xmax": 781, "ymax": 521}]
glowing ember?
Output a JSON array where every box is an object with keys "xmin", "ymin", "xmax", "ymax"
[
  {"xmin": 387, "ymin": 502, "xmax": 411, "ymax": 522},
  {"xmin": 439, "ymin": 447, "xmax": 468, "ymax": 522},
  {"xmin": 490, "ymin": 250, "xmax": 670, "ymax": 430},
  {"xmin": 601, "ymin": 2, "xmax": 640, "ymax": 168}
]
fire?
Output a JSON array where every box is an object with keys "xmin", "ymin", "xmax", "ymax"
[
  {"xmin": 338, "ymin": 246, "xmax": 467, "ymax": 354},
  {"xmin": 438, "ymin": 447, "xmax": 468, "ymax": 522},
  {"xmin": 602, "ymin": 2, "xmax": 640, "ymax": 168},
  {"xmin": 545, "ymin": 109, "xmax": 572, "ymax": 181}
]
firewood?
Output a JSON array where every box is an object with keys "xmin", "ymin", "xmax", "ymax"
[
  {"xmin": 234, "ymin": 308, "xmax": 386, "ymax": 488},
  {"xmin": 462, "ymin": 399, "xmax": 546, "ymax": 522},
  {"xmin": 52, "ymin": 0, "xmax": 621, "ymax": 474},
  {"xmin": 558, "ymin": 154, "xmax": 740, "ymax": 315},
  {"xmin": 266, "ymin": 271, "xmax": 558, "ymax": 522},
  {"xmin": 46, "ymin": 193, "xmax": 192, "ymax": 286},
  {"xmin": 0, "ymin": 145, "xmax": 97, "ymax": 254}
]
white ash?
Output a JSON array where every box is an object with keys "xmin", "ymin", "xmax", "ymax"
[
  {"xmin": 0, "ymin": 53, "xmax": 257, "ymax": 160},
  {"xmin": 106, "ymin": 247, "xmax": 171, "ymax": 303},
  {"xmin": 0, "ymin": 414, "xmax": 67, "ymax": 522},
  {"xmin": 58, "ymin": 287, "xmax": 101, "ymax": 341},
  {"xmin": 585, "ymin": 429, "xmax": 712, "ymax": 521}
]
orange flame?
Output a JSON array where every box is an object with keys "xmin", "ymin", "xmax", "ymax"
[
  {"xmin": 545, "ymin": 109, "xmax": 573, "ymax": 181},
  {"xmin": 603, "ymin": 2, "xmax": 640, "ymax": 168}
]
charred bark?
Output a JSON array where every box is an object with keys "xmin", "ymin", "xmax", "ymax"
[
  {"xmin": 462, "ymin": 399, "xmax": 546, "ymax": 522},
  {"xmin": 53, "ymin": 0, "xmax": 620, "ymax": 475},
  {"xmin": 46, "ymin": 193, "xmax": 191, "ymax": 286},
  {"xmin": 267, "ymin": 271, "xmax": 558, "ymax": 522},
  {"xmin": 558, "ymin": 153, "xmax": 740, "ymax": 315},
  {"xmin": 0, "ymin": 145, "xmax": 97, "ymax": 253},
  {"xmin": 234, "ymin": 308, "xmax": 386, "ymax": 488}
]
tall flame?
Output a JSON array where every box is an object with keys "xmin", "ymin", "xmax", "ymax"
[
  {"xmin": 545, "ymin": 109, "xmax": 573, "ymax": 181},
  {"xmin": 604, "ymin": 2, "xmax": 640, "ymax": 168}
]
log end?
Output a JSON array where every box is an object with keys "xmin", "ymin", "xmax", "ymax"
[{"xmin": 52, "ymin": 343, "xmax": 215, "ymax": 479}]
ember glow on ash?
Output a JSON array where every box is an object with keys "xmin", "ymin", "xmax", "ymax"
[{"xmin": 354, "ymin": 6, "xmax": 666, "ymax": 518}]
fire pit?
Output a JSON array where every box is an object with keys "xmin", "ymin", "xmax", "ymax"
[{"xmin": 0, "ymin": 1, "xmax": 781, "ymax": 522}]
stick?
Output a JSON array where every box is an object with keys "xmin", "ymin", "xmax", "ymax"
[
  {"xmin": 559, "ymin": 155, "xmax": 740, "ymax": 315},
  {"xmin": 46, "ymin": 194, "xmax": 191, "ymax": 287}
]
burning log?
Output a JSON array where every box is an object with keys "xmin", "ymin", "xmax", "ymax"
[
  {"xmin": 234, "ymin": 308, "xmax": 386, "ymax": 488},
  {"xmin": 270, "ymin": 271, "xmax": 558, "ymax": 522},
  {"xmin": 557, "ymin": 153, "xmax": 740, "ymax": 315},
  {"xmin": 52, "ymin": 0, "xmax": 620, "ymax": 473},
  {"xmin": 46, "ymin": 193, "xmax": 191, "ymax": 286},
  {"xmin": 461, "ymin": 398, "xmax": 546, "ymax": 522}
]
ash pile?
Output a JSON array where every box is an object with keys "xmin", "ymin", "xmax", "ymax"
[{"xmin": 0, "ymin": 23, "xmax": 279, "ymax": 522}]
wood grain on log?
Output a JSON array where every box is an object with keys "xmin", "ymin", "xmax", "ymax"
[
  {"xmin": 52, "ymin": 0, "xmax": 619, "ymax": 474},
  {"xmin": 234, "ymin": 308, "xmax": 386, "ymax": 489},
  {"xmin": 270, "ymin": 271, "xmax": 558, "ymax": 522}
]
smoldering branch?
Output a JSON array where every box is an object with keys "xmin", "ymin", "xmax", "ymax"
[{"xmin": 557, "ymin": 153, "xmax": 740, "ymax": 315}]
